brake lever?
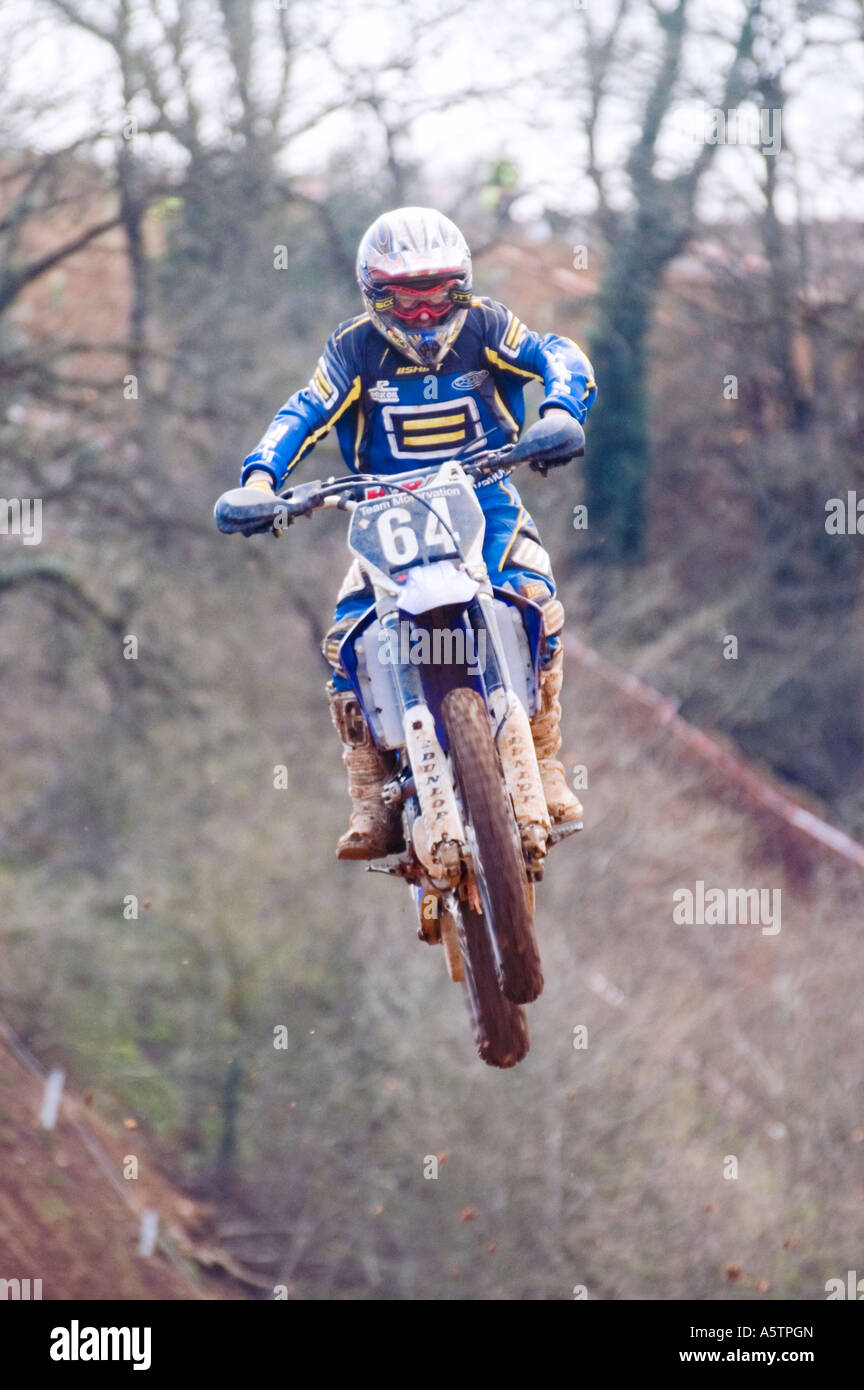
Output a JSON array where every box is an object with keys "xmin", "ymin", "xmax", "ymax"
[{"xmin": 529, "ymin": 454, "xmax": 573, "ymax": 475}]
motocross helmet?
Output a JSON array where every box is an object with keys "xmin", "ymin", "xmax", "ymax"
[{"xmin": 356, "ymin": 207, "xmax": 472, "ymax": 367}]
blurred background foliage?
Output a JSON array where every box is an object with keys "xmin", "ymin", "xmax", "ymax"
[{"xmin": 1, "ymin": 0, "xmax": 863, "ymax": 1298}]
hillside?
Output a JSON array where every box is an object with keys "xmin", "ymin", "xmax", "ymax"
[
  {"xmin": 0, "ymin": 1029, "xmax": 247, "ymax": 1301},
  {"xmin": 1, "ymin": 597, "xmax": 862, "ymax": 1299}
]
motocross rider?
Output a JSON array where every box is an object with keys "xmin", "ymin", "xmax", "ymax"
[{"xmin": 240, "ymin": 206, "xmax": 597, "ymax": 859}]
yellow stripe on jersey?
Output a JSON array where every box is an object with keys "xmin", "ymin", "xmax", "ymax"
[
  {"xmin": 492, "ymin": 385, "xmax": 518, "ymax": 437},
  {"xmin": 333, "ymin": 315, "xmax": 369, "ymax": 341},
  {"xmin": 282, "ymin": 375, "xmax": 363, "ymax": 475},
  {"xmin": 504, "ymin": 315, "xmax": 522, "ymax": 348},
  {"xmin": 403, "ymin": 414, "xmax": 464, "ymax": 430},
  {"xmin": 403, "ymin": 430, "xmax": 466, "ymax": 446},
  {"xmin": 484, "ymin": 346, "xmax": 543, "ymax": 381}
]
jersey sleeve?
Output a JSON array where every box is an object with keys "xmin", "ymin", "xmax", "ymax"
[
  {"xmin": 240, "ymin": 324, "xmax": 363, "ymax": 489},
  {"xmin": 479, "ymin": 299, "xmax": 597, "ymax": 424}
]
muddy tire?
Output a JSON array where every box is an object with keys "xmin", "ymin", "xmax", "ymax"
[
  {"xmin": 442, "ymin": 687, "xmax": 543, "ymax": 1004},
  {"xmin": 457, "ymin": 900, "xmax": 529, "ymax": 1068}
]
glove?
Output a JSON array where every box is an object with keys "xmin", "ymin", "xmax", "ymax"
[{"xmin": 243, "ymin": 472, "xmax": 276, "ymax": 495}]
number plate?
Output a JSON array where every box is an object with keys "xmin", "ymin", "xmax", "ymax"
[{"xmin": 348, "ymin": 482, "xmax": 484, "ymax": 574}]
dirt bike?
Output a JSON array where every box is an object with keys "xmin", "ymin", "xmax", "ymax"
[{"xmin": 215, "ymin": 413, "xmax": 585, "ymax": 1068}]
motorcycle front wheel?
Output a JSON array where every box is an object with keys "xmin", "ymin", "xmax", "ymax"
[{"xmin": 442, "ymin": 686, "xmax": 544, "ymax": 1006}]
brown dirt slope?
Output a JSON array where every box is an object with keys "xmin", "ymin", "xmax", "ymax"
[{"xmin": 0, "ymin": 1034, "xmax": 246, "ymax": 1301}]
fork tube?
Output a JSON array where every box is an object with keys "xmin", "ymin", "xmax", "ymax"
[
  {"xmin": 378, "ymin": 605, "xmax": 425, "ymax": 712},
  {"xmin": 466, "ymin": 593, "xmax": 510, "ymax": 722},
  {"xmin": 378, "ymin": 606, "xmax": 465, "ymax": 879}
]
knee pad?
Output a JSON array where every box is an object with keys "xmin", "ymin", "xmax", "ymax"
[
  {"xmin": 322, "ymin": 615, "xmax": 356, "ymax": 676},
  {"xmin": 503, "ymin": 534, "xmax": 554, "ymax": 582},
  {"xmin": 509, "ymin": 580, "xmax": 563, "ymax": 667},
  {"xmin": 540, "ymin": 597, "xmax": 564, "ymax": 665}
]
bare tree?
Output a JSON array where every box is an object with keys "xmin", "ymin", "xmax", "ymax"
[{"xmin": 558, "ymin": 0, "xmax": 767, "ymax": 559}]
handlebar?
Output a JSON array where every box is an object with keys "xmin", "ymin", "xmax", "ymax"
[{"xmin": 215, "ymin": 412, "xmax": 585, "ymax": 536}]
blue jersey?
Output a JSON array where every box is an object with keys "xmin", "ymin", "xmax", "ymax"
[{"xmin": 240, "ymin": 298, "xmax": 597, "ymax": 489}]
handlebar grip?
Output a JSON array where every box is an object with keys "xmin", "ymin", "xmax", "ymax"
[
  {"xmin": 215, "ymin": 487, "xmax": 287, "ymax": 535},
  {"xmin": 215, "ymin": 482, "xmax": 329, "ymax": 534},
  {"xmin": 507, "ymin": 413, "xmax": 585, "ymax": 467}
]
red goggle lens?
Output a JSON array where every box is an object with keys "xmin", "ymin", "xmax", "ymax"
[
  {"xmin": 388, "ymin": 281, "xmax": 455, "ymax": 309},
  {"xmin": 376, "ymin": 278, "xmax": 460, "ymax": 322}
]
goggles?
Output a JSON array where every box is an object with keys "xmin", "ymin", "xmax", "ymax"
[{"xmin": 381, "ymin": 277, "xmax": 460, "ymax": 322}]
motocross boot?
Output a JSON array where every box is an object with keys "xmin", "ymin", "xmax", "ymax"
[
  {"xmin": 327, "ymin": 685, "xmax": 403, "ymax": 860},
  {"xmin": 530, "ymin": 599, "xmax": 584, "ymax": 825}
]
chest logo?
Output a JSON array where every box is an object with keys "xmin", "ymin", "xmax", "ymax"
[
  {"xmin": 368, "ymin": 379, "xmax": 400, "ymax": 403},
  {"xmin": 381, "ymin": 398, "xmax": 482, "ymax": 460},
  {"xmin": 451, "ymin": 370, "xmax": 489, "ymax": 391}
]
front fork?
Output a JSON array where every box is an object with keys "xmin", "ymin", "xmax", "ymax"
[
  {"xmin": 466, "ymin": 592, "xmax": 550, "ymax": 877},
  {"xmin": 378, "ymin": 604, "xmax": 464, "ymax": 887},
  {"xmin": 381, "ymin": 589, "xmax": 550, "ymax": 884}
]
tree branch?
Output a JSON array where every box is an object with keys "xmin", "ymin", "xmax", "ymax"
[{"xmin": 0, "ymin": 215, "xmax": 123, "ymax": 316}]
